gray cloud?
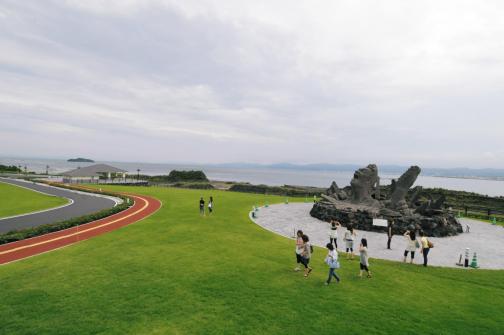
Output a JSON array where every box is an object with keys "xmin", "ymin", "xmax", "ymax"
[{"xmin": 1, "ymin": 0, "xmax": 504, "ymax": 167}]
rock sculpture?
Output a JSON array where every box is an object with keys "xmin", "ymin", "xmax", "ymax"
[
  {"xmin": 310, "ymin": 164, "xmax": 462, "ymax": 237},
  {"xmin": 389, "ymin": 165, "xmax": 421, "ymax": 211},
  {"xmin": 350, "ymin": 164, "xmax": 380, "ymax": 206}
]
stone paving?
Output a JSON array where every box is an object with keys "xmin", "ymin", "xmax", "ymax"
[{"xmin": 251, "ymin": 203, "xmax": 504, "ymax": 270}]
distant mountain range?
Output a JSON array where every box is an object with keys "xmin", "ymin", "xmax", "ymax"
[{"xmin": 209, "ymin": 163, "xmax": 504, "ymax": 179}]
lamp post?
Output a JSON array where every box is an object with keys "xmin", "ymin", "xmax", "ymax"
[{"xmin": 137, "ymin": 169, "xmax": 140, "ymax": 182}]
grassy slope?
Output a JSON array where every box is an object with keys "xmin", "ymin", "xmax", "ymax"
[
  {"xmin": 0, "ymin": 182, "xmax": 68, "ymax": 219},
  {"xmin": 0, "ymin": 186, "xmax": 502, "ymax": 335}
]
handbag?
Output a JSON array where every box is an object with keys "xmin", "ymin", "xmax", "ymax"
[
  {"xmin": 325, "ymin": 257, "xmax": 340, "ymax": 269},
  {"xmin": 415, "ymin": 240, "xmax": 420, "ymax": 248},
  {"xmin": 428, "ymin": 240, "xmax": 434, "ymax": 248}
]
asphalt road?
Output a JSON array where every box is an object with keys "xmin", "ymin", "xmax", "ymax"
[{"xmin": 0, "ymin": 178, "xmax": 118, "ymax": 233}]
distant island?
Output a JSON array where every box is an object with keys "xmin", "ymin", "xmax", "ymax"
[{"xmin": 67, "ymin": 158, "xmax": 94, "ymax": 163}]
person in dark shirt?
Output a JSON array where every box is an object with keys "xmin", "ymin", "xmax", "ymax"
[
  {"xmin": 199, "ymin": 197, "xmax": 205, "ymax": 216},
  {"xmin": 387, "ymin": 220, "xmax": 394, "ymax": 249}
]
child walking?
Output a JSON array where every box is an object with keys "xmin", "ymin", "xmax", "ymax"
[
  {"xmin": 359, "ymin": 238, "xmax": 372, "ymax": 278},
  {"xmin": 324, "ymin": 243, "xmax": 341, "ymax": 285}
]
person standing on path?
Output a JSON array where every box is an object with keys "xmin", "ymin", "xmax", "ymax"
[
  {"xmin": 199, "ymin": 197, "xmax": 205, "ymax": 216},
  {"xmin": 420, "ymin": 231, "xmax": 431, "ymax": 267},
  {"xmin": 403, "ymin": 230, "xmax": 418, "ymax": 263},
  {"xmin": 325, "ymin": 243, "xmax": 341, "ymax": 285},
  {"xmin": 387, "ymin": 220, "xmax": 394, "ymax": 249},
  {"xmin": 208, "ymin": 196, "xmax": 214, "ymax": 215},
  {"xmin": 294, "ymin": 230, "xmax": 304, "ymax": 271},
  {"xmin": 344, "ymin": 226, "xmax": 356, "ymax": 260},
  {"xmin": 300, "ymin": 234, "xmax": 313, "ymax": 278},
  {"xmin": 358, "ymin": 238, "xmax": 372, "ymax": 278},
  {"xmin": 329, "ymin": 220, "xmax": 341, "ymax": 250}
]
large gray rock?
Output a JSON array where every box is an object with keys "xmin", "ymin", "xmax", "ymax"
[
  {"xmin": 350, "ymin": 164, "xmax": 380, "ymax": 207},
  {"xmin": 389, "ymin": 165, "xmax": 421, "ymax": 211},
  {"xmin": 311, "ymin": 164, "xmax": 463, "ymax": 237}
]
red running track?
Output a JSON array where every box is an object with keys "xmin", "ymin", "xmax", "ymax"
[{"xmin": 0, "ymin": 194, "xmax": 162, "ymax": 265}]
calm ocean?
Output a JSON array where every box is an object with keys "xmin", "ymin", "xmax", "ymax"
[{"xmin": 1, "ymin": 157, "xmax": 504, "ymax": 197}]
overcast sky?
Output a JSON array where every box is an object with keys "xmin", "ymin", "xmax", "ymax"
[{"xmin": 1, "ymin": 1, "xmax": 504, "ymax": 168}]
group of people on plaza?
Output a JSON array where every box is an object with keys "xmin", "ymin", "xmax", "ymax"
[
  {"xmin": 294, "ymin": 220, "xmax": 372, "ymax": 285},
  {"xmin": 387, "ymin": 220, "xmax": 433, "ymax": 267},
  {"xmin": 294, "ymin": 218, "xmax": 434, "ymax": 285}
]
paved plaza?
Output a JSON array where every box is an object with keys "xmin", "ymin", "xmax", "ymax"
[{"xmin": 251, "ymin": 203, "xmax": 504, "ymax": 269}]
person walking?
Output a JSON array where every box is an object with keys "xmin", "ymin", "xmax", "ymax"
[
  {"xmin": 208, "ymin": 196, "xmax": 214, "ymax": 214},
  {"xmin": 324, "ymin": 243, "xmax": 341, "ymax": 285},
  {"xmin": 199, "ymin": 197, "xmax": 205, "ymax": 216},
  {"xmin": 294, "ymin": 230, "xmax": 304, "ymax": 271},
  {"xmin": 358, "ymin": 238, "xmax": 372, "ymax": 278},
  {"xmin": 403, "ymin": 230, "xmax": 418, "ymax": 264},
  {"xmin": 420, "ymin": 231, "xmax": 431, "ymax": 267},
  {"xmin": 329, "ymin": 220, "xmax": 341, "ymax": 250},
  {"xmin": 300, "ymin": 234, "xmax": 313, "ymax": 277},
  {"xmin": 387, "ymin": 220, "xmax": 394, "ymax": 249},
  {"xmin": 344, "ymin": 226, "xmax": 356, "ymax": 260}
]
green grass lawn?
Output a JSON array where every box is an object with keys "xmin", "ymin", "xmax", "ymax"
[
  {"xmin": 0, "ymin": 186, "xmax": 503, "ymax": 335},
  {"xmin": 0, "ymin": 181, "xmax": 68, "ymax": 219}
]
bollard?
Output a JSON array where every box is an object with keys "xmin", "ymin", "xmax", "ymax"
[
  {"xmin": 470, "ymin": 252, "xmax": 479, "ymax": 269},
  {"xmin": 464, "ymin": 248, "xmax": 470, "ymax": 267}
]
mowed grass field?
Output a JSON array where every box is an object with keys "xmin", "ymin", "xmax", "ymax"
[
  {"xmin": 0, "ymin": 181, "xmax": 68, "ymax": 219},
  {"xmin": 0, "ymin": 186, "xmax": 503, "ymax": 335}
]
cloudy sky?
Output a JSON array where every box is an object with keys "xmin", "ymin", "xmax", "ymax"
[{"xmin": 1, "ymin": 1, "xmax": 504, "ymax": 168}]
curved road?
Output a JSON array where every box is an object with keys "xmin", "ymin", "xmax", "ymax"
[
  {"xmin": 0, "ymin": 193, "xmax": 162, "ymax": 265},
  {"xmin": 0, "ymin": 178, "xmax": 118, "ymax": 233}
]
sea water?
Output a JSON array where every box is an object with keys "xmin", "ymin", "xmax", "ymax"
[{"xmin": 1, "ymin": 157, "xmax": 503, "ymax": 197}]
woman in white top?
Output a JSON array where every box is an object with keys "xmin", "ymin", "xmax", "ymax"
[
  {"xmin": 329, "ymin": 220, "xmax": 341, "ymax": 250},
  {"xmin": 403, "ymin": 230, "xmax": 418, "ymax": 264},
  {"xmin": 324, "ymin": 243, "xmax": 340, "ymax": 285},
  {"xmin": 294, "ymin": 230, "xmax": 304, "ymax": 271},
  {"xmin": 300, "ymin": 234, "xmax": 313, "ymax": 277},
  {"xmin": 344, "ymin": 226, "xmax": 356, "ymax": 260},
  {"xmin": 208, "ymin": 196, "xmax": 214, "ymax": 214}
]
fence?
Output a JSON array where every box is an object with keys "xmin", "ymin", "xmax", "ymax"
[{"xmin": 450, "ymin": 204, "xmax": 504, "ymax": 222}]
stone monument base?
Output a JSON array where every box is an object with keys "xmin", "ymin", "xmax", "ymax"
[{"xmin": 310, "ymin": 198, "xmax": 462, "ymax": 237}]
